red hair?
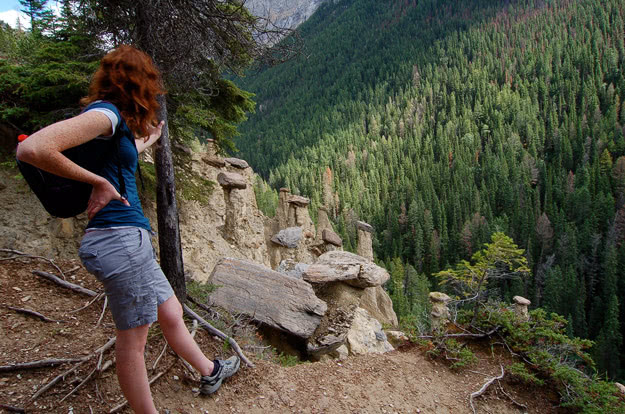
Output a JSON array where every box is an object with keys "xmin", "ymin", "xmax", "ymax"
[{"xmin": 81, "ymin": 45, "xmax": 165, "ymax": 137}]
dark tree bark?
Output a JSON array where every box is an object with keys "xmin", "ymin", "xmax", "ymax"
[{"xmin": 153, "ymin": 95, "xmax": 186, "ymax": 301}]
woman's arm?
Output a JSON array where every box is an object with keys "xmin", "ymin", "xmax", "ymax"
[
  {"xmin": 16, "ymin": 111, "xmax": 130, "ymax": 219},
  {"xmin": 135, "ymin": 120, "xmax": 165, "ymax": 153}
]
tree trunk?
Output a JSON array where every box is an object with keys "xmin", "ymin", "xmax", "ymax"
[{"xmin": 154, "ymin": 95, "xmax": 186, "ymax": 301}]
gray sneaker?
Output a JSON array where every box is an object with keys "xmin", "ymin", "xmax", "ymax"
[{"xmin": 200, "ymin": 356, "xmax": 240, "ymax": 395}]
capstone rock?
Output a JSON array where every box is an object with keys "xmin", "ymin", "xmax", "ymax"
[
  {"xmin": 208, "ymin": 258, "xmax": 326, "ymax": 338},
  {"xmin": 271, "ymin": 227, "xmax": 303, "ymax": 248}
]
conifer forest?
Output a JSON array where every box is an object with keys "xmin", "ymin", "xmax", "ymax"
[{"xmin": 236, "ymin": 0, "xmax": 625, "ymax": 381}]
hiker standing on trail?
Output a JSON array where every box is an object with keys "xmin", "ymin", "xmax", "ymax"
[{"xmin": 16, "ymin": 45, "xmax": 239, "ymax": 413}]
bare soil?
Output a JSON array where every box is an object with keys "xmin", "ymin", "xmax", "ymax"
[{"xmin": 1, "ymin": 256, "xmax": 570, "ymax": 414}]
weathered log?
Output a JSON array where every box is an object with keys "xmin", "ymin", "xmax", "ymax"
[
  {"xmin": 208, "ymin": 258, "xmax": 327, "ymax": 338},
  {"xmin": 0, "ymin": 358, "xmax": 83, "ymax": 373},
  {"xmin": 33, "ymin": 270, "xmax": 97, "ymax": 297}
]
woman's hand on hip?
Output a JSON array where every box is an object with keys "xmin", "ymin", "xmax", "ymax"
[{"xmin": 87, "ymin": 178, "xmax": 130, "ymax": 220}]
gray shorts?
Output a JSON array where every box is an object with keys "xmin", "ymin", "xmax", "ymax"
[{"xmin": 78, "ymin": 227, "xmax": 175, "ymax": 330}]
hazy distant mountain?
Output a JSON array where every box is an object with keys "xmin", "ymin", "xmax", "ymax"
[{"xmin": 245, "ymin": 0, "xmax": 328, "ymax": 30}]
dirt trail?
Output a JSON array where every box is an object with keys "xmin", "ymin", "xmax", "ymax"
[{"xmin": 0, "ymin": 258, "xmax": 563, "ymax": 414}]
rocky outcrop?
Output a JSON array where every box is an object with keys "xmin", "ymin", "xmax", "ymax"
[
  {"xmin": 245, "ymin": 0, "xmax": 328, "ymax": 31},
  {"xmin": 2, "ymin": 137, "xmax": 399, "ymax": 361},
  {"xmin": 208, "ymin": 257, "xmax": 327, "ymax": 338},
  {"xmin": 356, "ymin": 221, "xmax": 374, "ymax": 261},
  {"xmin": 304, "ymin": 251, "xmax": 390, "ymax": 288},
  {"xmin": 305, "ymin": 251, "xmax": 396, "ymax": 360}
]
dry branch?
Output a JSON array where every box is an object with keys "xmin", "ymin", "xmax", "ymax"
[
  {"xmin": 33, "ymin": 270, "xmax": 97, "ymax": 297},
  {"xmin": 152, "ymin": 340, "xmax": 169, "ymax": 372},
  {"xmin": 96, "ymin": 296, "xmax": 108, "ymax": 326},
  {"xmin": 5, "ymin": 306, "xmax": 64, "ymax": 323},
  {"xmin": 469, "ymin": 365, "xmax": 505, "ymax": 414},
  {"xmin": 0, "ymin": 358, "xmax": 84, "ymax": 373},
  {"xmin": 0, "ymin": 249, "xmax": 67, "ymax": 279},
  {"xmin": 183, "ymin": 303, "xmax": 254, "ymax": 368},
  {"xmin": 26, "ymin": 337, "xmax": 116, "ymax": 406},
  {"xmin": 417, "ymin": 327, "xmax": 499, "ymax": 340},
  {"xmin": 70, "ymin": 292, "xmax": 105, "ymax": 314},
  {"xmin": 0, "ymin": 403, "xmax": 25, "ymax": 413}
]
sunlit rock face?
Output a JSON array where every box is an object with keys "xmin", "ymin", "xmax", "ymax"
[{"xmin": 245, "ymin": 0, "xmax": 328, "ymax": 30}]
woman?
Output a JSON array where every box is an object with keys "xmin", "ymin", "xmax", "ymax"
[{"xmin": 16, "ymin": 45, "xmax": 239, "ymax": 413}]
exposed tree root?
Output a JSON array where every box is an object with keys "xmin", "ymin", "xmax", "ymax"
[{"xmin": 469, "ymin": 365, "xmax": 505, "ymax": 414}]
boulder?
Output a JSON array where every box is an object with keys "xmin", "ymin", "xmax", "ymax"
[
  {"xmin": 322, "ymin": 229, "xmax": 343, "ymax": 247},
  {"xmin": 217, "ymin": 172, "xmax": 246, "ymax": 189},
  {"xmin": 276, "ymin": 259, "xmax": 309, "ymax": 280},
  {"xmin": 304, "ymin": 251, "xmax": 389, "ymax": 288},
  {"xmin": 202, "ymin": 156, "xmax": 226, "ymax": 168},
  {"xmin": 225, "ymin": 157, "xmax": 249, "ymax": 169},
  {"xmin": 513, "ymin": 296, "xmax": 531, "ymax": 322},
  {"xmin": 356, "ymin": 221, "xmax": 374, "ymax": 233},
  {"xmin": 615, "ymin": 382, "xmax": 625, "ymax": 395},
  {"xmin": 287, "ymin": 195, "xmax": 310, "ymax": 207},
  {"xmin": 346, "ymin": 308, "xmax": 394, "ymax": 355},
  {"xmin": 208, "ymin": 258, "xmax": 327, "ymax": 338},
  {"xmin": 271, "ymin": 227, "xmax": 303, "ymax": 248},
  {"xmin": 359, "ymin": 286, "xmax": 399, "ymax": 327}
]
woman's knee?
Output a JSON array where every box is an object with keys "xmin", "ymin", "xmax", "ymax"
[
  {"xmin": 116, "ymin": 324, "xmax": 150, "ymax": 353},
  {"xmin": 157, "ymin": 295, "xmax": 184, "ymax": 329}
]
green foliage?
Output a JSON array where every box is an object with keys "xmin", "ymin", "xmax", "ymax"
[
  {"xmin": 426, "ymin": 337, "xmax": 477, "ymax": 370},
  {"xmin": 276, "ymin": 352, "xmax": 300, "ymax": 367},
  {"xmin": 176, "ymin": 170, "xmax": 215, "ymax": 205},
  {"xmin": 253, "ymin": 174, "xmax": 278, "ymax": 217},
  {"xmin": 507, "ymin": 362, "xmax": 545, "ymax": 386},
  {"xmin": 435, "ymin": 232, "xmax": 529, "ymax": 299},
  {"xmin": 169, "ymin": 78, "xmax": 255, "ymax": 154},
  {"xmin": 186, "ymin": 280, "xmax": 217, "ymax": 303},
  {"xmin": 466, "ymin": 305, "xmax": 624, "ymax": 413},
  {"xmin": 0, "ymin": 24, "xmax": 99, "ymax": 131}
]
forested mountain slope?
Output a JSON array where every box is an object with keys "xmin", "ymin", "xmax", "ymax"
[{"xmin": 234, "ymin": 0, "xmax": 625, "ymax": 381}]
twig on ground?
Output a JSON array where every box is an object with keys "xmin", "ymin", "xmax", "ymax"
[
  {"xmin": 497, "ymin": 382, "xmax": 527, "ymax": 409},
  {"xmin": 26, "ymin": 337, "xmax": 116, "ymax": 406},
  {"xmin": 152, "ymin": 340, "xmax": 169, "ymax": 372},
  {"xmin": 33, "ymin": 270, "xmax": 97, "ymax": 297},
  {"xmin": 66, "ymin": 265, "xmax": 81, "ymax": 275},
  {"xmin": 96, "ymin": 296, "xmax": 108, "ymax": 326},
  {"xmin": 469, "ymin": 365, "xmax": 505, "ymax": 414},
  {"xmin": 70, "ymin": 292, "xmax": 105, "ymax": 314},
  {"xmin": 0, "ymin": 358, "xmax": 84, "ymax": 373},
  {"xmin": 5, "ymin": 306, "xmax": 64, "ymax": 323},
  {"xmin": 183, "ymin": 303, "xmax": 255, "ymax": 368},
  {"xmin": 0, "ymin": 249, "xmax": 67, "ymax": 280},
  {"xmin": 60, "ymin": 365, "xmax": 98, "ymax": 402},
  {"xmin": 0, "ymin": 403, "xmax": 25, "ymax": 413}
]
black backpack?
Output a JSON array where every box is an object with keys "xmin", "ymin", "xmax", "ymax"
[{"xmin": 16, "ymin": 105, "xmax": 130, "ymax": 218}]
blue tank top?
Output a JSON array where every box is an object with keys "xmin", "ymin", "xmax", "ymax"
[{"xmin": 84, "ymin": 101, "xmax": 151, "ymax": 231}]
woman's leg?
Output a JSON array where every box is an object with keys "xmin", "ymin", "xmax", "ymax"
[
  {"xmin": 157, "ymin": 295, "xmax": 214, "ymax": 377},
  {"xmin": 115, "ymin": 324, "xmax": 157, "ymax": 414}
]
